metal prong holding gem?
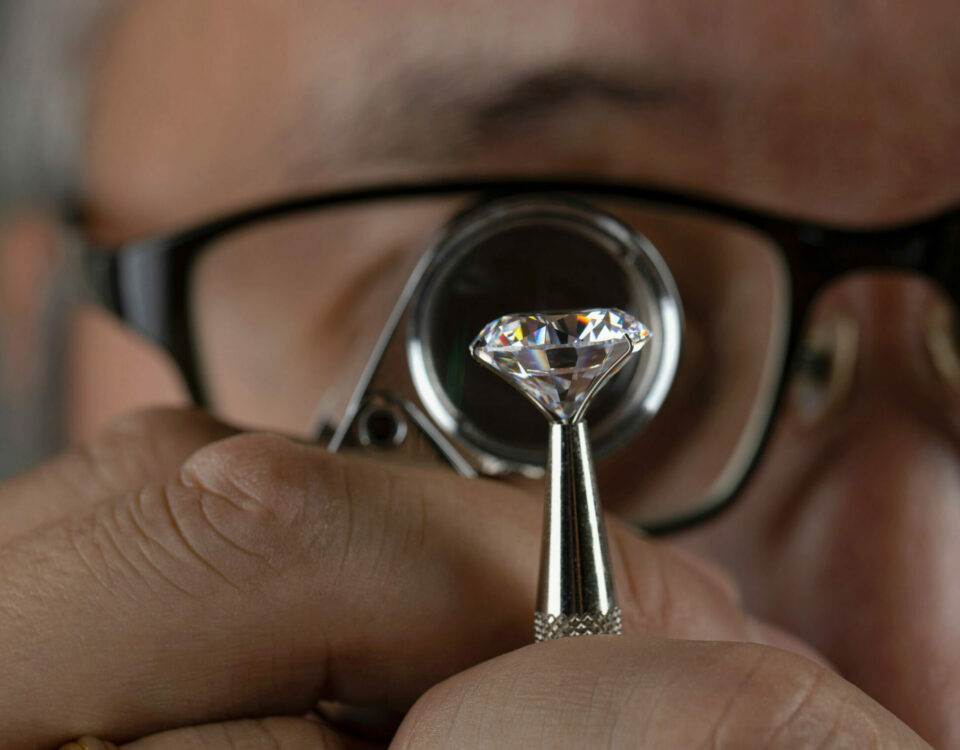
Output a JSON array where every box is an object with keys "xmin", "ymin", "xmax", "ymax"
[{"xmin": 470, "ymin": 308, "xmax": 651, "ymax": 640}]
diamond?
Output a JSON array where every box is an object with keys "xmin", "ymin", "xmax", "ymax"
[{"xmin": 469, "ymin": 308, "xmax": 651, "ymax": 423}]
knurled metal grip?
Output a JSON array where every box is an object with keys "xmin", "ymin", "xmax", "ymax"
[
  {"xmin": 534, "ymin": 422, "xmax": 622, "ymax": 642},
  {"xmin": 535, "ymin": 608, "xmax": 624, "ymax": 641}
]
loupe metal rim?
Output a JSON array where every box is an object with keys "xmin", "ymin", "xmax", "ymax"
[{"xmin": 407, "ymin": 193, "xmax": 684, "ymax": 476}]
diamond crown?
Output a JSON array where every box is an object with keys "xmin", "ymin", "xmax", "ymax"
[{"xmin": 470, "ymin": 308, "xmax": 651, "ymax": 423}]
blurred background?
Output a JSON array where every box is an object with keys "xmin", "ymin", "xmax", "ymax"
[{"xmin": 0, "ymin": 1, "xmax": 115, "ymax": 476}]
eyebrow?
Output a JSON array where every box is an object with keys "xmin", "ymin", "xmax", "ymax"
[
  {"xmin": 332, "ymin": 63, "xmax": 678, "ymax": 164},
  {"xmin": 473, "ymin": 65, "xmax": 674, "ymax": 129}
]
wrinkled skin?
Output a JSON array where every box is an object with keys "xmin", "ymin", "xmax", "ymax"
[{"xmin": 11, "ymin": 0, "xmax": 960, "ymax": 747}]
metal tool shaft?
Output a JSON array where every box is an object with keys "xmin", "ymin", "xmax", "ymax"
[{"xmin": 535, "ymin": 421, "xmax": 622, "ymax": 641}]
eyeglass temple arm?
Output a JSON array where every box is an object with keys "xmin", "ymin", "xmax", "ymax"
[{"xmin": 81, "ymin": 240, "xmax": 209, "ymax": 405}]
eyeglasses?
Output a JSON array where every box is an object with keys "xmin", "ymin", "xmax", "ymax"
[{"xmin": 81, "ymin": 177, "xmax": 960, "ymax": 533}]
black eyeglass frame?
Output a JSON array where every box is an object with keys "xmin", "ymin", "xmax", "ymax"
[{"xmin": 82, "ymin": 177, "xmax": 960, "ymax": 534}]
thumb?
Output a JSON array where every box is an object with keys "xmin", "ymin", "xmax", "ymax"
[{"xmin": 395, "ymin": 636, "xmax": 929, "ymax": 749}]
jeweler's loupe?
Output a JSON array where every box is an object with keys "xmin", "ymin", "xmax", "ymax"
[{"xmin": 328, "ymin": 195, "xmax": 683, "ymax": 479}]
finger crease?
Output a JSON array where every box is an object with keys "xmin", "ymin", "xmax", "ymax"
[
  {"xmin": 763, "ymin": 665, "xmax": 826, "ymax": 747},
  {"xmin": 127, "ymin": 493, "xmax": 198, "ymax": 600},
  {"xmin": 196, "ymin": 490, "xmax": 276, "ymax": 570},
  {"xmin": 700, "ymin": 648, "xmax": 769, "ymax": 750},
  {"xmin": 158, "ymin": 486, "xmax": 244, "ymax": 592},
  {"xmin": 67, "ymin": 517, "xmax": 114, "ymax": 595}
]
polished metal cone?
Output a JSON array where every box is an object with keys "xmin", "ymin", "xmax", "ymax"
[{"xmin": 470, "ymin": 308, "xmax": 651, "ymax": 640}]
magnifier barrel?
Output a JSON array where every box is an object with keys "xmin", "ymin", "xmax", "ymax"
[{"xmin": 535, "ymin": 421, "xmax": 622, "ymax": 640}]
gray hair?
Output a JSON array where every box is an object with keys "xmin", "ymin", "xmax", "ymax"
[{"xmin": 0, "ymin": 0, "xmax": 118, "ymax": 208}]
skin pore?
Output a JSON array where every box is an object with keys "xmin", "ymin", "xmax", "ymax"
[{"xmin": 70, "ymin": 0, "xmax": 960, "ymax": 745}]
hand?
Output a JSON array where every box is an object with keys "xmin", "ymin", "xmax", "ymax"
[{"xmin": 0, "ymin": 410, "xmax": 928, "ymax": 748}]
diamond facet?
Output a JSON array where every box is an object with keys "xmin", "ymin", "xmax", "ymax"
[{"xmin": 469, "ymin": 308, "xmax": 651, "ymax": 423}]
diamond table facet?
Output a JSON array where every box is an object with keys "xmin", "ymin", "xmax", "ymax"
[{"xmin": 469, "ymin": 308, "xmax": 651, "ymax": 423}]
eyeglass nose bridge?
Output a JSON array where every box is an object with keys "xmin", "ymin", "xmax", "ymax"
[
  {"xmin": 794, "ymin": 224, "xmax": 936, "ymax": 276},
  {"xmin": 778, "ymin": 215, "xmax": 960, "ymax": 432},
  {"xmin": 775, "ymin": 216, "xmax": 960, "ymax": 328}
]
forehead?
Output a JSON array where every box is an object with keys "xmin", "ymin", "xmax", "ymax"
[{"xmin": 85, "ymin": 0, "xmax": 960, "ymax": 239}]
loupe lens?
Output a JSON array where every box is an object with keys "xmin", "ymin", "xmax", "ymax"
[
  {"xmin": 429, "ymin": 223, "xmax": 634, "ymax": 453},
  {"xmin": 410, "ymin": 196, "xmax": 680, "ymax": 471}
]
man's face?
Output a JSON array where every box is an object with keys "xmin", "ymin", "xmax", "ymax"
[{"xmin": 76, "ymin": 0, "xmax": 960, "ymax": 744}]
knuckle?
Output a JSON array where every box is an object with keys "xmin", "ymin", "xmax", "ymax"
[
  {"xmin": 179, "ymin": 432, "xmax": 432, "ymax": 583},
  {"xmin": 180, "ymin": 432, "xmax": 311, "ymax": 527},
  {"xmin": 64, "ymin": 428, "xmax": 433, "ymax": 611},
  {"xmin": 64, "ymin": 432, "xmax": 337, "ymax": 601},
  {"xmin": 176, "ymin": 433, "xmax": 350, "ymax": 576}
]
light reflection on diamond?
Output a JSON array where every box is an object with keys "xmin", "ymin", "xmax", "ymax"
[{"xmin": 469, "ymin": 308, "xmax": 651, "ymax": 423}]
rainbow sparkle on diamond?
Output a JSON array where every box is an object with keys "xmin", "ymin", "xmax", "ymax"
[{"xmin": 469, "ymin": 308, "xmax": 651, "ymax": 423}]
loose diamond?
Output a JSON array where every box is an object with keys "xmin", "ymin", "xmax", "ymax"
[{"xmin": 469, "ymin": 308, "xmax": 651, "ymax": 423}]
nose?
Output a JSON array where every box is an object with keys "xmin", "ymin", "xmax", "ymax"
[{"xmin": 681, "ymin": 273, "xmax": 960, "ymax": 748}]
